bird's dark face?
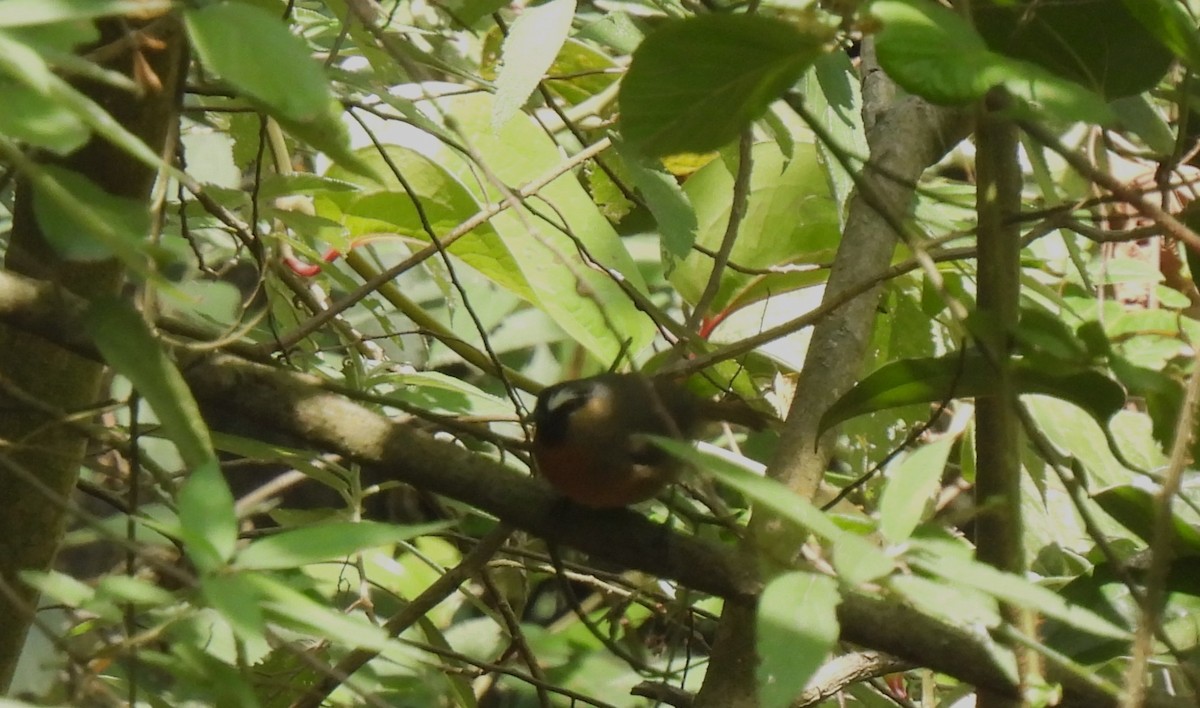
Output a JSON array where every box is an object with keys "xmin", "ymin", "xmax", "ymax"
[{"xmin": 532, "ymin": 378, "xmax": 612, "ymax": 447}]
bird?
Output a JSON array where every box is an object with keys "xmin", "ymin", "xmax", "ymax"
[{"xmin": 530, "ymin": 372, "xmax": 766, "ymax": 509}]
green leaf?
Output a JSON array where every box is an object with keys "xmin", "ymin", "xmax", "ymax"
[
  {"xmin": 757, "ymin": 572, "xmax": 840, "ymax": 708},
  {"xmin": 804, "ymin": 50, "xmax": 867, "ymax": 226},
  {"xmin": 177, "ymin": 459, "xmax": 237, "ymax": 573},
  {"xmin": 0, "ymin": 0, "xmax": 172, "ymax": 26},
  {"xmin": 910, "ymin": 538, "xmax": 1131, "ymax": 641},
  {"xmin": 235, "ymin": 521, "xmax": 449, "ymax": 570},
  {"xmin": 972, "ymin": 0, "xmax": 1174, "ymax": 99},
  {"xmin": 672, "ymin": 141, "xmax": 839, "ymax": 311},
  {"xmin": 186, "ymin": 4, "xmax": 330, "ymax": 123},
  {"xmin": 0, "ymin": 75, "xmax": 88, "ymax": 153},
  {"xmin": 250, "ymin": 574, "xmax": 393, "ymax": 651},
  {"xmin": 1108, "ymin": 355, "xmax": 1192, "ymax": 462},
  {"xmin": 202, "ymin": 573, "xmax": 266, "ymax": 645},
  {"xmin": 19, "ymin": 569, "xmax": 95, "ymax": 608},
  {"xmin": 492, "ymin": 0, "xmax": 576, "ymax": 129},
  {"xmin": 1120, "ymin": 0, "xmax": 1200, "ymax": 71},
  {"xmin": 872, "ymin": 0, "xmax": 1112, "ymax": 121},
  {"xmin": 619, "ymin": 14, "xmax": 832, "ymax": 158},
  {"xmin": 323, "ymin": 145, "xmax": 533, "ymax": 301},
  {"xmin": 1014, "ymin": 306, "xmax": 1092, "ymax": 369},
  {"xmin": 1093, "ymin": 485, "xmax": 1200, "ymax": 557},
  {"xmin": 32, "ymin": 165, "xmax": 149, "ymax": 261},
  {"xmin": 616, "ymin": 142, "xmax": 698, "ymax": 267},
  {"xmin": 83, "ymin": 298, "xmax": 215, "ymax": 469},
  {"xmin": 406, "ymin": 92, "xmax": 657, "ymax": 364},
  {"xmin": 879, "ymin": 438, "xmax": 953, "ymax": 543},
  {"xmin": 819, "ymin": 352, "xmax": 1126, "ymax": 435},
  {"xmin": 654, "ymin": 439, "xmax": 894, "ymax": 584},
  {"xmin": 185, "ymin": 4, "xmax": 372, "ymax": 178},
  {"xmin": 95, "ymin": 575, "xmax": 176, "ymax": 607},
  {"xmin": 0, "ymin": 29, "xmax": 183, "ymax": 186}
]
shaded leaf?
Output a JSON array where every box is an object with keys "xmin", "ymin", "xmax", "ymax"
[
  {"xmin": 186, "ymin": 3, "xmax": 329, "ymax": 123},
  {"xmin": 32, "ymin": 165, "xmax": 149, "ymax": 262},
  {"xmin": 873, "ymin": 0, "xmax": 1112, "ymax": 121},
  {"xmin": 1093, "ymin": 485, "xmax": 1200, "ymax": 557},
  {"xmin": 0, "ymin": 0, "xmax": 171, "ymax": 26},
  {"xmin": 617, "ymin": 141, "xmax": 698, "ymax": 268},
  {"xmin": 819, "ymin": 352, "xmax": 1126, "ymax": 435},
  {"xmin": 0, "ymin": 75, "xmax": 88, "ymax": 153},
  {"xmin": 974, "ymin": 0, "xmax": 1174, "ymax": 99},
  {"xmin": 202, "ymin": 573, "xmax": 266, "ymax": 645},
  {"xmin": 249, "ymin": 573, "xmax": 392, "ymax": 651},
  {"xmin": 1121, "ymin": 0, "xmax": 1200, "ymax": 71}
]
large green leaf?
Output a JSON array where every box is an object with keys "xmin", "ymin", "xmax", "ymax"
[
  {"xmin": 819, "ymin": 352, "xmax": 1127, "ymax": 435},
  {"xmin": 872, "ymin": 0, "xmax": 1112, "ymax": 121},
  {"xmin": 186, "ymin": 3, "xmax": 329, "ymax": 123},
  {"xmin": 757, "ymin": 572, "xmax": 840, "ymax": 708},
  {"xmin": 617, "ymin": 142, "xmax": 698, "ymax": 268},
  {"xmin": 0, "ymin": 75, "xmax": 88, "ymax": 153},
  {"xmin": 619, "ymin": 14, "xmax": 832, "ymax": 158},
  {"xmin": 879, "ymin": 438, "xmax": 954, "ymax": 543},
  {"xmin": 177, "ymin": 459, "xmax": 238, "ymax": 573},
  {"xmin": 910, "ymin": 537, "xmax": 1131, "ymax": 641}
]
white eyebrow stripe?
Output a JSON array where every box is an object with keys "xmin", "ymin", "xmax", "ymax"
[
  {"xmin": 546, "ymin": 380, "xmax": 610, "ymax": 414},
  {"xmin": 546, "ymin": 387, "xmax": 581, "ymax": 413}
]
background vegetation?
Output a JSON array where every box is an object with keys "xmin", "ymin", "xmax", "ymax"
[{"xmin": 1, "ymin": 0, "xmax": 1199, "ymax": 706}]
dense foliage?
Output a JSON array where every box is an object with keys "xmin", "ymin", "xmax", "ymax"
[{"xmin": 2, "ymin": 0, "xmax": 1200, "ymax": 706}]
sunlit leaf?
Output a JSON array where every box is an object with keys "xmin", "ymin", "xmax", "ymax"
[
  {"xmin": 910, "ymin": 538, "xmax": 1131, "ymax": 641},
  {"xmin": 177, "ymin": 460, "xmax": 237, "ymax": 573},
  {"xmin": 758, "ymin": 572, "xmax": 840, "ymax": 708},
  {"xmin": 879, "ymin": 438, "xmax": 954, "ymax": 543},
  {"xmin": 492, "ymin": 0, "xmax": 575, "ymax": 129},
  {"xmin": 235, "ymin": 521, "xmax": 449, "ymax": 570}
]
